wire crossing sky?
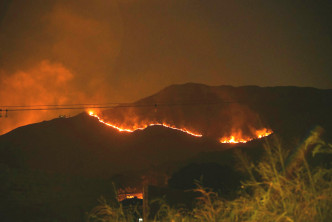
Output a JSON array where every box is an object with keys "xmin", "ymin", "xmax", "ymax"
[
  {"xmin": 0, "ymin": 0, "xmax": 331, "ymax": 134},
  {"xmin": 1, "ymin": 101, "xmax": 243, "ymax": 112}
]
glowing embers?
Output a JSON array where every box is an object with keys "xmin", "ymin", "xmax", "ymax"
[
  {"xmin": 88, "ymin": 111, "xmax": 203, "ymax": 137},
  {"xmin": 219, "ymin": 128, "xmax": 273, "ymax": 144},
  {"xmin": 117, "ymin": 193, "xmax": 143, "ymax": 202}
]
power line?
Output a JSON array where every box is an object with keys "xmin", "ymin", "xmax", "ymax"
[
  {"xmin": 1, "ymin": 102, "xmax": 127, "ymax": 108},
  {"xmin": 1, "ymin": 101, "xmax": 241, "ymax": 112}
]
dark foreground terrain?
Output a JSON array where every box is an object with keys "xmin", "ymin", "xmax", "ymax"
[{"xmin": 0, "ymin": 84, "xmax": 331, "ymax": 221}]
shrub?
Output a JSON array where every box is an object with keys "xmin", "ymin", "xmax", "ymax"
[{"xmin": 88, "ymin": 128, "xmax": 332, "ymax": 221}]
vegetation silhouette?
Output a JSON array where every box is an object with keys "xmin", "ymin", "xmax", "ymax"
[{"xmin": 88, "ymin": 128, "xmax": 332, "ymax": 222}]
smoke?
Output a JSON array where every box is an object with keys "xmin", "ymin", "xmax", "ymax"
[
  {"xmin": 0, "ymin": 0, "xmax": 331, "ymax": 134},
  {"xmin": 0, "ymin": 60, "xmax": 105, "ymax": 134},
  {"xmin": 0, "ymin": 0, "xmax": 122, "ymax": 134}
]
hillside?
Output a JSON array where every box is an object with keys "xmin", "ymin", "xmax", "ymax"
[
  {"xmin": 0, "ymin": 112, "xmax": 226, "ymax": 177},
  {"xmin": 0, "ymin": 111, "xmax": 227, "ymax": 221},
  {"xmin": 1, "ymin": 83, "xmax": 331, "ymax": 178},
  {"xmin": 103, "ymin": 83, "xmax": 332, "ymax": 142},
  {"xmin": 0, "ymin": 83, "xmax": 331, "ymax": 221}
]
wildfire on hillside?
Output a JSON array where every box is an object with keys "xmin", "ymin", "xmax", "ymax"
[
  {"xmin": 88, "ymin": 111, "xmax": 273, "ymax": 143},
  {"xmin": 219, "ymin": 128, "xmax": 273, "ymax": 144},
  {"xmin": 88, "ymin": 111, "xmax": 203, "ymax": 137},
  {"xmin": 117, "ymin": 193, "xmax": 143, "ymax": 202}
]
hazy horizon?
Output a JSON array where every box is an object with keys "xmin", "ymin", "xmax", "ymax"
[{"xmin": 1, "ymin": 0, "xmax": 331, "ymax": 133}]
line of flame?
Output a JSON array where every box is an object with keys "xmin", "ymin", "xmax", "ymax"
[
  {"xmin": 88, "ymin": 111, "xmax": 203, "ymax": 137},
  {"xmin": 88, "ymin": 111, "xmax": 273, "ymax": 143}
]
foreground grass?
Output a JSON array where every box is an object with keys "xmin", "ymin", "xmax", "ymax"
[{"xmin": 88, "ymin": 129, "xmax": 332, "ymax": 222}]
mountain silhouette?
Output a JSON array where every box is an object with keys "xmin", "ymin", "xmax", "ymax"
[
  {"xmin": 1, "ymin": 83, "xmax": 331, "ymax": 176},
  {"xmin": 0, "ymin": 83, "xmax": 331, "ymax": 221},
  {"xmin": 103, "ymin": 83, "xmax": 332, "ymax": 141},
  {"xmin": 0, "ymin": 112, "xmax": 225, "ymax": 177}
]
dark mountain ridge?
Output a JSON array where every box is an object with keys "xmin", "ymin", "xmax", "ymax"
[
  {"xmin": 0, "ymin": 83, "xmax": 330, "ymax": 221},
  {"xmin": 103, "ymin": 83, "xmax": 332, "ymax": 142},
  {"xmin": 1, "ymin": 83, "xmax": 331, "ymax": 176},
  {"xmin": 0, "ymin": 112, "xmax": 223, "ymax": 177}
]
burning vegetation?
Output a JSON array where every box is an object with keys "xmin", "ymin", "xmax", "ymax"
[
  {"xmin": 88, "ymin": 111, "xmax": 203, "ymax": 137},
  {"xmin": 88, "ymin": 111, "xmax": 272, "ymax": 143},
  {"xmin": 88, "ymin": 128, "xmax": 332, "ymax": 222},
  {"xmin": 219, "ymin": 128, "xmax": 273, "ymax": 143}
]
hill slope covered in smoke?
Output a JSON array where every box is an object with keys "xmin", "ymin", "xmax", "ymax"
[
  {"xmin": 0, "ymin": 83, "xmax": 331, "ymax": 221},
  {"xmin": 102, "ymin": 83, "xmax": 332, "ymax": 142},
  {"xmin": 1, "ymin": 83, "xmax": 331, "ymax": 176}
]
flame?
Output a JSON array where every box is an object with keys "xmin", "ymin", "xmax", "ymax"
[
  {"xmin": 220, "ymin": 128, "xmax": 273, "ymax": 144},
  {"xmin": 88, "ymin": 111, "xmax": 273, "ymax": 144},
  {"xmin": 88, "ymin": 111, "xmax": 203, "ymax": 137},
  {"xmin": 118, "ymin": 193, "xmax": 143, "ymax": 201},
  {"xmin": 255, "ymin": 128, "xmax": 273, "ymax": 138},
  {"xmin": 219, "ymin": 136, "xmax": 248, "ymax": 144}
]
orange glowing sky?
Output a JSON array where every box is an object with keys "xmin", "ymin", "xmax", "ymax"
[{"xmin": 0, "ymin": 0, "xmax": 331, "ymax": 134}]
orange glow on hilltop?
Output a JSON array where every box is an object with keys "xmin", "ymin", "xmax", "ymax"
[
  {"xmin": 116, "ymin": 187, "xmax": 143, "ymax": 201},
  {"xmin": 118, "ymin": 193, "xmax": 143, "ymax": 201},
  {"xmin": 255, "ymin": 128, "xmax": 273, "ymax": 138},
  {"xmin": 220, "ymin": 136, "xmax": 248, "ymax": 144},
  {"xmin": 88, "ymin": 111, "xmax": 273, "ymax": 143},
  {"xmin": 219, "ymin": 128, "xmax": 273, "ymax": 144},
  {"xmin": 88, "ymin": 111, "xmax": 203, "ymax": 137}
]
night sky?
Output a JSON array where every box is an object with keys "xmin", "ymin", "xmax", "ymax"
[{"xmin": 0, "ymin": 0, "xmax": 331, "ymax": 133}]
